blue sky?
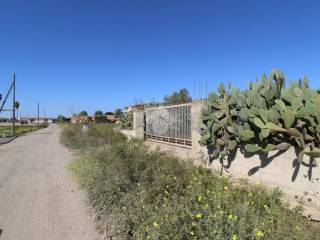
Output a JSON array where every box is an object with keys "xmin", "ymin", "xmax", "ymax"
[{"xmin": 0, "ymin": 0, "xmax": 320, "ymax": 117}]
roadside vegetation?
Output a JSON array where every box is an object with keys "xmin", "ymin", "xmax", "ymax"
[
  {"xmin": 0, "ymin": 124, "xmax": 48, "ymax": 137},
  {"xmin": 61, "ymin": 123, "xmax": 318, "ymax": 240}
]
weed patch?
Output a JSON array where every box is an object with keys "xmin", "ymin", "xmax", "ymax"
[
  {"xmin": 0, "ymin": 124, "xmax": 48, "ymax": 137},
  {"xmin": 63, "ymin": 124, "xmax": 318, "ymax": 239}
]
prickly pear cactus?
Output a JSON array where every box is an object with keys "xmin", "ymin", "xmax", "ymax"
[
  {"xmin": 121, "ymin": 112, "xmax": 133, "ymax": 130},
  {"xmin": 201, "ymin": 70, "xmax": 320, "ymax": 165}
]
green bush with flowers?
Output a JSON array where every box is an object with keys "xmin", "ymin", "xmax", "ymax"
[{"xmin": 62, "ymin": 123, "xmax": 318, "ymax": 240}]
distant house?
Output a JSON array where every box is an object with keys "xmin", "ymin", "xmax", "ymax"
[
  {"xmin": 71, "ymin": 115, "xmax": 89, "ymax": 124},
  {"xmin": 19, "ymin": 117, "xmax": 54, "ymax": 124},
  {"xmin": 0, "ymin": 117, "xmax": 9, "ymax": 123},
  {"xmin": 93, "ymin": 114, "xmax": 119, "ymax": 123},
  {"xmin": 106, "ymin": 113, "xmax": 116, "ymax": 122}
]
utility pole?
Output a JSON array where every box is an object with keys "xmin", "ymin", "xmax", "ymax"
[
  {"xmin": 0, "ymin": 74, "xmax": 17, "ymax": 137},
  {"xmin": 37, "ymin": 103, "xmax": 40, "ymax": 126},
  {"xmin": 12, "ymin": 74, "xmax": 16, "ymax": 137},
  {"xmin": 205, "ymin": 80, "xmax": 208, "ymax": 99},
  {"xmin": 43, "ymin": 108, "xmax": 46, "ymax": 123}
]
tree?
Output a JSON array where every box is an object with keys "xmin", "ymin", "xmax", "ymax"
[
  {"xmin": 14, "ymin": 101, "xmax": 20, "ymax": 110},
  {"xmin": 14, "ymin": 101, "xmax": 20, "ymax": 119},
  {"xmin": 114, "ymin": 108, "xmax": 123, "ymax": 118},
  {"xmin": 164, "ymin": 88, "xmax": 192, "ymax": 105},
  {"xmin": 105, "ymin": 111, "xmax": 114, "ymax": 116},
  {"xmin": 57, "ymin": 115, "xmax": 68, "ymax": 122},
  {"xmin": 94, "ymin": 110, "xmax": 103, "ymax": 116},
  {"xmin": 78, "ymin": 111, "xmax": 88, "ymax": 116}
]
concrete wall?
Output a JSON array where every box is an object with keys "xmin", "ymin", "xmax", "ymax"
[
  {"xmin": 191, "ymin": 100, "xmax": 208, "ymax": 160},
  {"xmin": 189, "ymin": 100, "xmax": 320, "ymax": 220},
  {"xmin": 128, "ymin": 100, "xmax": 320, "ymax": 220},
  {"xmin": 132, "ymin": 109, "xmax": 144, "ymax": 139},
  {"xmin": 120, "ymin": 129, "xmax": 136, "ymax": 139},
  {"xmin": 197, "ymin": 146, "xmax": 320, "ymax": 220}
]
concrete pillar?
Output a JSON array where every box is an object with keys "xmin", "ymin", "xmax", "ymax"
[
  {"xmin": 191, "ymin": 100, "xmax": 208, "ymax": 159},
  {"xmin": 133, "ymin": 109, "xmax": 144, "ymax": 139}
]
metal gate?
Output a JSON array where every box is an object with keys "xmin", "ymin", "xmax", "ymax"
[{"xmin": 145, "ymin": 103, "xmax": 192, "ymax": 147}]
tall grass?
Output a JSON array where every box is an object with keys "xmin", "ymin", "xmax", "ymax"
[
  {"xmin": 61, "ymin": 123, "xmax": 319, "ymax": 240},
  {"xmin": 60, "ymin": 123, "xmax": 126, "ymax": 149},
  {"xmin": 0, "ymin": 124, "xmax": 48, "ymax": 137}
]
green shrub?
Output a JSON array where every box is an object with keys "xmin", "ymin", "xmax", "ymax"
[
  {"xmin": 63, "ymin": 124, "xmax": 318, "ymax": 240},
  {"xmin": 60, "ymin": 123, "xmax": 126, "ymax": 149},
  {"xmin": 0, "ymin": 124, "xmax": 48, "ymax": 137},
  {"xmin": 94, "ymin": 115, "xmax": 108, "ymax": 123}
]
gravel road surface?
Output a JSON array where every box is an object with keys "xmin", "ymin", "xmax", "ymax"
[{"xmin": 0, "ymin": 124, "xmax": 100, "ymax": 240}]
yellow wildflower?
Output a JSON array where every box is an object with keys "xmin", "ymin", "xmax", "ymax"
[
  {"xmin": 197, "ymin": 196, "xmax": 203, "ymax": 202},
  {"xmin": 231, "ymin": 234, "xmax": 237, "ymax": 240},
  {"xmin": 228, "ymin": 214, "xmax": 237, "ymax": 221},
  {"xmin": 196, "ymin": 213, "xmax": 202, "ymax": 219},
  {"xmin": 255, "ymin": 230, "xmax": 264, "ymax": 238},
  {"xmin": 153, "ymin": 222, "xmax": 159, "ymax": 228}
]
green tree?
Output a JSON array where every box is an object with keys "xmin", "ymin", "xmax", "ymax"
[
  {"xmin": 164, "ymin": 88, "xmax": 192, "ymax": 105},
  {"xmin": 114, "ymin": 108, "xmax": 123, "ymax": 118},
  {"xmin": 14, "ymin": 101, "xmax": 20, "ymax": 119},
  {"xmin": 79, "ymin": 111, "xmax": 88, "ymax": 116},
  {"xmin": 94, "ymin": 110, "xmax": 104, "ymax": 116},
  {"xmin": 57, "ymin": 115, "xmax": 68, "ymax": 122}
]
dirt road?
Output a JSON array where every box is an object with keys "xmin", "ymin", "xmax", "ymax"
[{"xmin": 0, "ymin": 124, "xmax": 100, "ymax": 240}]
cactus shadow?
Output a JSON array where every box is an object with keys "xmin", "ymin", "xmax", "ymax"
[
  {"xmin": 207, "ymin": 145, "xmax": 317, "ymax": 181},
  {"xmin": 245, "ymin": 150, "xmax": 286, "ymax": 176},
  {"xmin": 292, "ymin": 147, "xmax": 317, "ymax": 181},
  {"xmin": 292, "ymin": 159, "xmax": 300, "ymax": 182},
  {"xmin": 206, "ymin": 146, "xmax": 237, "ymax": 173}
]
